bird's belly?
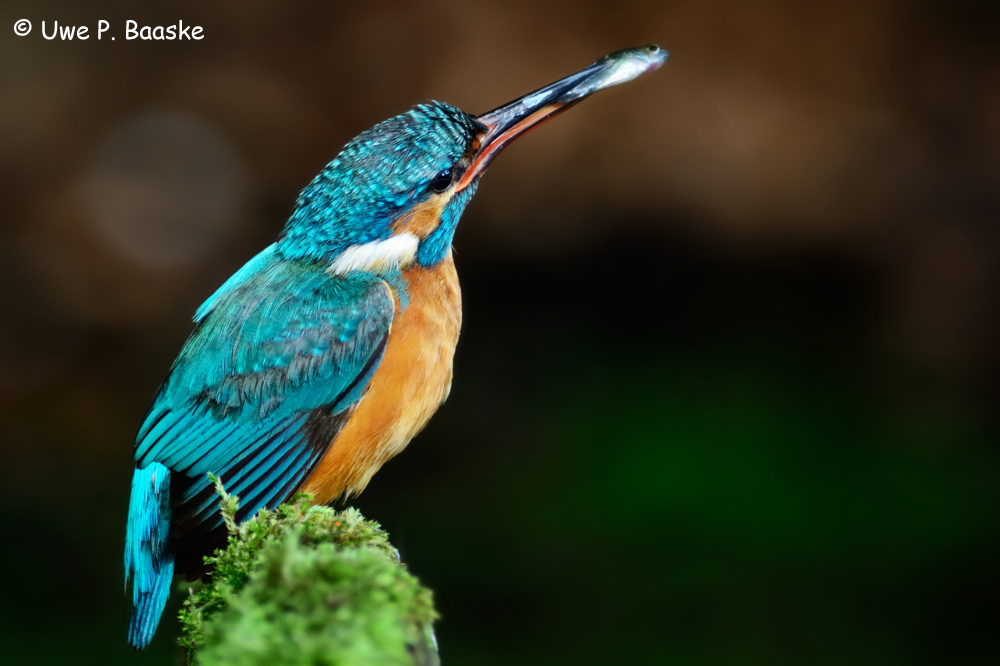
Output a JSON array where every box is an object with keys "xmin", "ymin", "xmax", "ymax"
[{"xmin": 299, "ymin": 255, "xmax": 461, "ymax": 504}]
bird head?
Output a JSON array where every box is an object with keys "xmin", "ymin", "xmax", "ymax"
[{"xmin": 277, "ymin": 45, "xmax": 668, "ymax": 273}]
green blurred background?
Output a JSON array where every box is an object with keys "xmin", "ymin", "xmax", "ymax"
[{"xmin": 2, "ymin": 0, "xmax": 998, "ymax": 663}]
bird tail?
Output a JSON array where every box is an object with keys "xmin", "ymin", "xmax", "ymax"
[{"xmin": 124, "ymin": 462, "xmax": 175, "ymax": 649}]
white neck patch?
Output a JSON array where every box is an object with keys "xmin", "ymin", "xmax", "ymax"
[{"xmin": 327, "ymin": 233, "xmax": 420, "ymax": 275}]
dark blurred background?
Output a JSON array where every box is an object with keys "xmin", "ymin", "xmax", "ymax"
[{"xmin": 2, "ymin": 0, "xmax": 999, "ymax": 663}]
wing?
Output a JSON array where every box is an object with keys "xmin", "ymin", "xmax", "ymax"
[{"xmin": 133, "ymin": 247, "xmax": 395, "ymax": 573}]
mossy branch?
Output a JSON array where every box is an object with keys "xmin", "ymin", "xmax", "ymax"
[{"xmin": 179, "ymin": 474, "xmax": 439, "ymax": 665}]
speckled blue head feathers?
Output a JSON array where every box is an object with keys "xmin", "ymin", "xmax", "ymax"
[{"xmin": 277, "ymin": 102, "xmax": 482, "ymax": 264}]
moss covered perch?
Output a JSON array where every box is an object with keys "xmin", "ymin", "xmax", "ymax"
[{"xmin": 178, "ymin": 475, "xmax": 439, "ymax": 665}]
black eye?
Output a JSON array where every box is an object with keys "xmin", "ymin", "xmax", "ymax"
[{"xmin": 430, "ymin": 168, "xmax": 454, "ymax": 193}]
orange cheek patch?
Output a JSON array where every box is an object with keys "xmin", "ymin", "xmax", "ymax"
[{"xmin": 393, "ymin": 192, "xmax": 450, "ymax": 238}]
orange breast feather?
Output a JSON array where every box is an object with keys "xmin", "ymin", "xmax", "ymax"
[{"xmin": 299, "ymin": 254, "xmax": 462, "ymax": 504}]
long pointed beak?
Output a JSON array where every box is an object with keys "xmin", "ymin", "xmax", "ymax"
[{"xmin": 457, "ymin": 45, "xmax": 668, "ymax": 190}]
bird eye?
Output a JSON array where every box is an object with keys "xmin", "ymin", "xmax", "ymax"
[{"xmin": 430, "ymin": 168, "xmax": 454, "ymax": 193}]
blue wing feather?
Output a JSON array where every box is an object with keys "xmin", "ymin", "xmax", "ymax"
[
  {"xmin": 132, "ymin": 250, "xmax": 394, "ymax": 569},
  {"xmin": 174, "ymin": 415, "xmax": 313, "ymax": 533}
]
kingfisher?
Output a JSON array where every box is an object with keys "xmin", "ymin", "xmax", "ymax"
[{"xmin": 124, "ymin": 45, "xmax": 667, "ymax": 648}]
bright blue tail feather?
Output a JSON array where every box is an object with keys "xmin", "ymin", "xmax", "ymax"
[{"xmin": 125, "ymin": 463, "xmax": 174, "ymax": 649}]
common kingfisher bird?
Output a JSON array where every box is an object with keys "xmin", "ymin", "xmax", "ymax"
[{"xmin": 125, "ymin": 45, "xmax": 667, "ymax": 648}]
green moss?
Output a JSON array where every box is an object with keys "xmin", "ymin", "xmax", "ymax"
[{"xmin": 179, "ymin": 475, "xmax": 439, "ymax": 665}]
